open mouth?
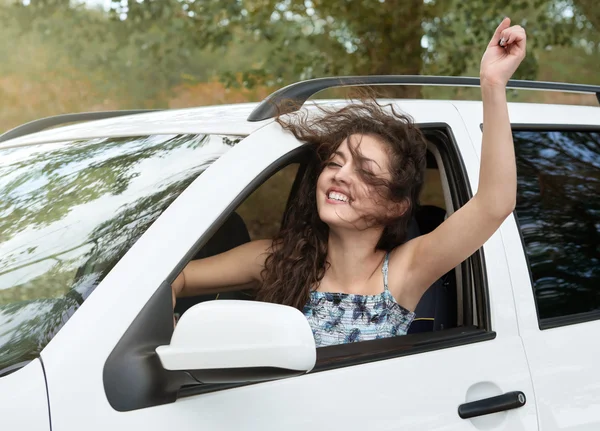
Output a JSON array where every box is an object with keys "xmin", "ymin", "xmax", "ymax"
[{"xmin": 326, "ymin": 190, "xmax": 350, "ymax": 203}]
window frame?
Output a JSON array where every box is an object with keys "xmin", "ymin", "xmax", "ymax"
[
  {"xmin": 175, "ymin": 124, "xmax": 493, "ymax": 398},
  {"xmin": 103, "ymin": 145, "xmax": 310, "ymax": 411},
  {"xmin": 103, "ymin": 124, "xmax": 493, "ymax": 410},
  {"xmin": 511, "ymin": 123, "xmax": 600, "ymax": 330}
]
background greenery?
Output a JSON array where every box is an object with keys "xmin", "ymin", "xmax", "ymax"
[{"xmin": 1, "ymin": 0, "xmax": 598, "ymax": 134}]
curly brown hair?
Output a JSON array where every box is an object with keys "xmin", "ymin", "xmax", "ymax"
[{"xmin": 256, "ymin": 97, "xmax": 428, "ymax": 310}]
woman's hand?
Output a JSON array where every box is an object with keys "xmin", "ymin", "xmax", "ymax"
[{"xmin": 480, "ymin": 17, "xmax": 527, "ymax": 88}]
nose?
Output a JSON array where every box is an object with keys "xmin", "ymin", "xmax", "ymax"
[{"xmin": 333, "ymin": 162, "xmax": 353, "ymax": 185}]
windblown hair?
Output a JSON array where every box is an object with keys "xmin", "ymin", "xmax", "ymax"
[{"xmin": 256, "ymin": 95, "xmax": 428, "ymax": 310}]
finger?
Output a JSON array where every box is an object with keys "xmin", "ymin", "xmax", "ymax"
[
  {"xmin": 501, "ymin": 33, "xmax": 526, "ymax": 56},
  {"xmin": 501, "ymin": 26, "xmax": 526, "ymax": 46},
  {"xmin": 490, "ymin": 17, "xmax": 511, "ymax": 46}
]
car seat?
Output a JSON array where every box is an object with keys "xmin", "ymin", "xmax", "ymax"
[{"xmin": 407, "ymin": 205, "xmax": 456, "ymax": 333}]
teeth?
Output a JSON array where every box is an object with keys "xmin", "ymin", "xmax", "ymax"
[{"xmin": 328, "ymin": 191, "xmax": 349, "ymax": 202}]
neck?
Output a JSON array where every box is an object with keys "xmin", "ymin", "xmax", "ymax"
[{"xmin": 325, "ymin": 226, "xmax": 386, "ymax": 289}]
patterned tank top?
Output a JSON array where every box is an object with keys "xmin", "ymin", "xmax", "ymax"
[{"xmin": 302, "ymin": 252, "xmax": 416, "ymax": 347}]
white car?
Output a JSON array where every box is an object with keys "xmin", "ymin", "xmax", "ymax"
[{"xmin": 1, "ymin": 76, "xmax": 599, "ymax": 431}]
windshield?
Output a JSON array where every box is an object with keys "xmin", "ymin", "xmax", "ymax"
[{"xmin": 0, "ymin": 133, "xmax": 240, "ymax": 374}]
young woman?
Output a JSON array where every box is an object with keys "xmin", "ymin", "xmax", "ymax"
[{"xmin": 172, "ymin": 18, "xmax": 526, "ymax": 347}]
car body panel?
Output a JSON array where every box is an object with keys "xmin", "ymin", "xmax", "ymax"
[
  {"xmin": 0, "ymin": 103, "xmax": 267, "ymax": 149},
  {"xmin": 0, "ymin": 360, "xmax": 50, "ymax": 431},
  {"xmin": 456, "ymin": 102, "xmax": 600, "ymax": 431},
  {"xmin": 36, "ymin": 104, "xmax": 538, "ymax": 430},
  {"xmin": 5, "ymin": 99, "xmax": 594, "ymax": 150},
  {"xmin": 497, "ymin": 107, "xmax": 600, "ymax": 431},
  {"xmin": 3, "ymin": 91, "xmax": 598, "ymax": 430}
]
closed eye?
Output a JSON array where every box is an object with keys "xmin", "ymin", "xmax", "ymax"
[{"xmin": 327, "ymin": 161, "xmax": 342, "ymax": 168}]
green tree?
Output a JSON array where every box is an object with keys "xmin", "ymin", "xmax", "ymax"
[
  {"xmin": 111, "ymin": 0, "xmax": 437, "ymax": 96},
  {"xmin": 573, "ymin": 0, "xmax": 600, "ymax": 31},
  {"xmin": 109, "ymin": 0, "xmax": 597, "ymax": 95}
]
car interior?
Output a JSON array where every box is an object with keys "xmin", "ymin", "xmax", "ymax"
[{"xmin": 174, "ymin": 129, "xmax": 466, "ymax": 338}]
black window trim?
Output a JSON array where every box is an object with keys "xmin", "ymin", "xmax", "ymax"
[
  {"xmin": 510, "ymin": 123, "xmax": 600, "ymax": 330},
  {"xmin": 104, "ymin": 124, "xmax": 494, "ymax": 410},
  {"xmin": 422, "ymin": 127, "xmax": 490, "ymax": 330}
]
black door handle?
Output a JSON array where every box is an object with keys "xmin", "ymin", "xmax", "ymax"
[{"xmin": 458, "ymin": 391, "xmax": 526, "ymax": 419}]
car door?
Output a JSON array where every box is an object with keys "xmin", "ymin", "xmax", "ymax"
[
  {"xmin": 42, "ymin": 105, "xmax": 537, "ymax": 431},
  {"xmin": 496, "ymin": 105, "xmax": 600, "ymax": 431},
  {"xmin": 0, "ymin": 360, "xmax": 50, "ymax": 431}
]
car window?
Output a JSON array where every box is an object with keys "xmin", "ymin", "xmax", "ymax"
[
  {"xmin": 236, "ymin": 163, "xmax": 299, "ymax": 240},
  {"xmin": 0, "ymin": 133, "xmax": 240, "ymax": 374},
  {"xmin": 513, "ymin": 129, "xmax": 600, "ymax": 323},
  {"xmin": 173, "ymin": 126, "xmax": 490, "ymax": 401}
]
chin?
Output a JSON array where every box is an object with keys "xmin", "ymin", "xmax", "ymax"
[{"xmin": 317, "ymin": 205, "xmax": 354, "ymax": 229}]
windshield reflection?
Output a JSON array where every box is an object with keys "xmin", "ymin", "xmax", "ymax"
[{"xmin": 0, "ymin": 134, "xmax": 240, "ymax": 372}]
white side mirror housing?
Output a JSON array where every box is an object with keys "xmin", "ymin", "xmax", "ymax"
[{"xmin": 156, "ymin": 300, "xmax": 316, "ymax": 383}]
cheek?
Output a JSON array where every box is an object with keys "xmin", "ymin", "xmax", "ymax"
[
  {"xmin": 316, "ymin": 171, "xmax": 327, "ymax": 189},
  {"xmin": 354, "ymin": 186, "xmax": 395, "ymax": 218},
  {"xmin": 355, "ymin": 184, "xmax": 377, "ymax": 205}
]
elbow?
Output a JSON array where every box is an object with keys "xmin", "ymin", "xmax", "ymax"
[
  {"xmin": 173, "ymin": 269, "xmax": 187, "ymax": 298},
  {"xmin": 475, "ymin": 194, "xmax": 516, "ymax": 221},
  {"xmin": 498, "ymin": 200, "xmax": 516, "ymax": 220},
  {"xmin": 495, "ymin": 195, "xmax": 516, "ymax": 219}
]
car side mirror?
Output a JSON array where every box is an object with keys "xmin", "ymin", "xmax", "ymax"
[{"xmin": 156, "ymin": 300, "xmax": 316, "ymax": 384}]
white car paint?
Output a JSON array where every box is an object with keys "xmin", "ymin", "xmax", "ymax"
[
  {"xmin": 456, "ymin": 101, "xmax": 600, "ymax": 431},
  {"xmin": 30, "ymin": 104, "xmax": 534, "ymax": 431},
  {"xmin": 6, "ymin": 98, "xmax": 586, "ymax": 150},
  {"xmin": 0, "ymin": 360, "xmax": 50, "ymax": 431},
  {"xmin": 0, "ymin": 94, "xmax": 599, "ymax": 431},
  {"xmin": 0, "ymin": 103, "xmax": 266, "ymax": 149}
]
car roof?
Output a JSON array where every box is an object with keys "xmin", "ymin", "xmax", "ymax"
[
  {"xmin": 0, "ymin": 103, "xmax": 267, "ymax": 150},
  {"xmin": 1, "ymin": 99, "xmax": 598, "ymax": 151}
]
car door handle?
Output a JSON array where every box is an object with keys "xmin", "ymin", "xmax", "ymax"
[{"xmin": 458, "ymin": 391, "xmax": 526, "ymax": 419}]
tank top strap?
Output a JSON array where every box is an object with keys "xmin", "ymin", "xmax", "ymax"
[{"xmin": 382, "ymin": 252, "xmax": 390, "ymax": 292}]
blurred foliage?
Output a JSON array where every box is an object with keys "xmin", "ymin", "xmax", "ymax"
[
  {"xmin": 0, "ymin": 0, "xmax": 598, "ymax": 133},
  {"xmin": 425, "ymin": 0, "xmax": 599, "ymax": 80},
  {"xmin": 108, "ymin": 0, "xmax": 598, "ymax": 92}
]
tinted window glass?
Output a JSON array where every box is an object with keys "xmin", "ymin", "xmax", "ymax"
[
  {"xmin": 0, "ymin": 134, "xmax": 239, "ymax": 373},
  {"xmin": 514, "ymin": 130, "xmax": 600, "ymax": 321}
]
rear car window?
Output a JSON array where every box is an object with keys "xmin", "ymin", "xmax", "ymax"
[
  {"xmin": 0, "ymin": 134, "xmax": 240, "ymax": 374},
  {"xmin": 514, "ymin": 129, "xmax": 600, "ymax": 323}
]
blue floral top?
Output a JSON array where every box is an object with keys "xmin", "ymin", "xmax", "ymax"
[{"xmin": 302, "ymin": 252, "xmax": 415, "ymax": 347}]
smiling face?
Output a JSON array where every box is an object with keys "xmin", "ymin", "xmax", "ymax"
[{"xmin": 316, "ymin": 134, "xmax": 401, "ymax": 231}]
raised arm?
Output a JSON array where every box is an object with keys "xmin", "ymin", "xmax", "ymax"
[
  {"xmin": 392, "ymin": 18, "xmax": 527, "ymax": 310},
  {"xmin": 171, "ymin": 239, "xmax": 273, "ymax": 306}
]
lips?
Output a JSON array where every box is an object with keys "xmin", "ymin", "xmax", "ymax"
[{"xmin": 326, "ymin": 187, "xmax": 351, "ymax": 204}]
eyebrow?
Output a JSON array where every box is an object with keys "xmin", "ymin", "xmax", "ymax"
[
  {"xmin": 364, "ymin": 158, "xmax": 382, "ymax": 170},
  {"xmin": 334, "ymin": 150, "xmax": 382, "ymax": 170},
  {"xmin": 333, "ymin": 150, "xmax": 346, "ymax": 161}
]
